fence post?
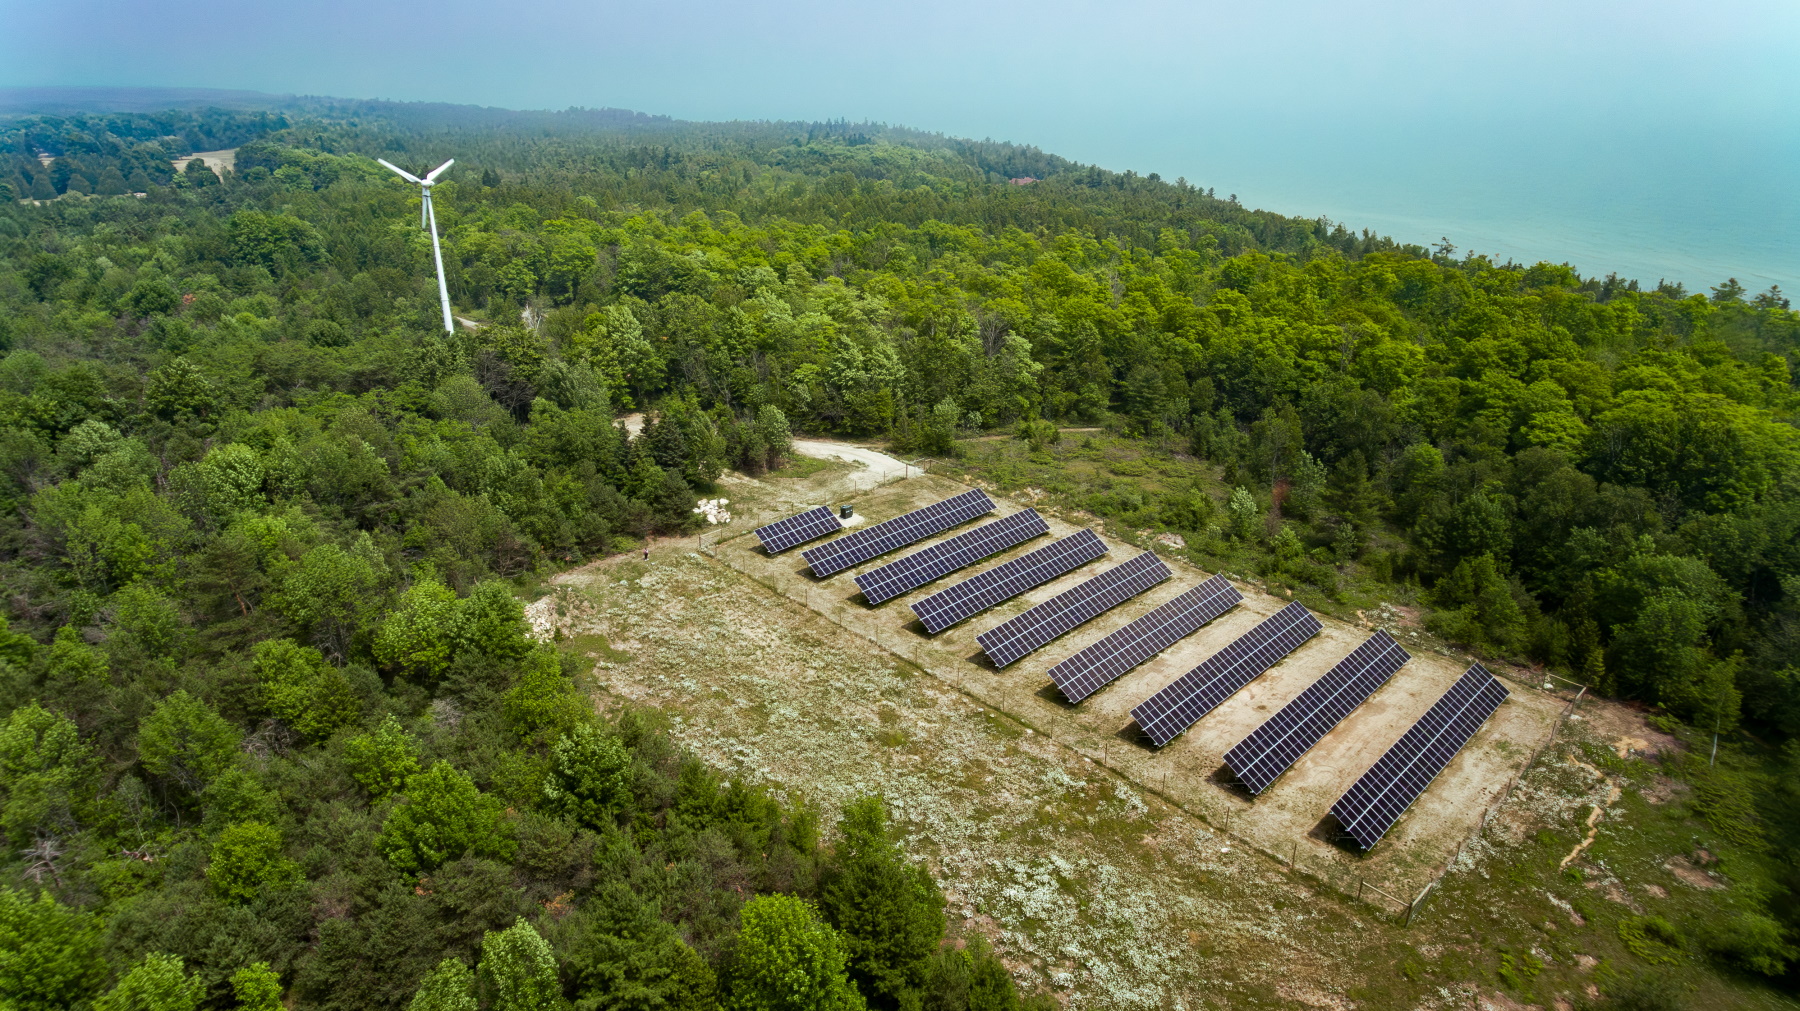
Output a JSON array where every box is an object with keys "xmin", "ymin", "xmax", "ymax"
[{"xmin": 1357, "ymin": 878, "xmax": 1365, "ymax": 903}]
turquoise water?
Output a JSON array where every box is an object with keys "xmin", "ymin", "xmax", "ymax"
[
  {"xmin": 1010, "ymin": 107, "xmax": 1797, "ymax": 294},
  {"xmin": 1099, "ymin": 118, "xmax": 1799, "ymax": 294}
]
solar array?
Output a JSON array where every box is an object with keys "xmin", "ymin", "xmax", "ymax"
[
  {"xmin": 1223, "ymin": 630, "xmax": 1410, "ymax": 794},
  {"xmin": 1130, "ymin": 602, "xmax": 1322, "ymax": 746},
  {"xmin": 912, "ymin": 529, "xmax": 1108, "ymax": 634},
  {"xmin": 977, "ymin": 551, "xmax": 1172, "ymax": 668},
  {"xmin": 855, "ymin": 510, "xmax": 1049, "ymax": 605},
  {"xmin": 1050, "ymin": 575, "xmax": 1244, "ymax": 704},
  {"xmin": 802, "ymin": 490, "xmax": 995, "ymax": 578},
  {"xmin": 755, "ymin": 506, "xmax": 843, "ymax": 554},
  {"xmin": 1331, "ymin": 663, "xmax": 1510, "ymax": 849}
]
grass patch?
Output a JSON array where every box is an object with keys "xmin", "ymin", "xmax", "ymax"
[
  {"xmin": 1618, "ymin": 916, "xmax": 1684, "ymax": 965},
  {"xmin": 561, "ymin": 632, "xmax": 634, "ymax": 663},
  {"xmin": 766, "ymin": 453, "xmax": 842, "ymax": 480}
]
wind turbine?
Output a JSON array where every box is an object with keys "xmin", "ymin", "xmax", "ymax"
[{"xmin": 378, "ymin": 157, "xmax": 456, "ymax": 334}]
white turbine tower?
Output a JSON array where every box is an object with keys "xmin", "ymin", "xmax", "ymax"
[{"xmin": 378, "ymin": 157, "xmax": 456, "ymax": 334}]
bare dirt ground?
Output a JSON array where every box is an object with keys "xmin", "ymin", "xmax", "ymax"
[
  {"xmin": 524, "ymin": 458, "xmax": 1768, "ymax": 1009},
  {"xmin": 170, "ymin": 147, "xmax": 237, "ymax": 175}
]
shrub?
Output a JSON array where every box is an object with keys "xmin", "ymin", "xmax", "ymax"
[{"xmin": 1700, "ymin": 911, "xmax": 1795, "ymax": 976}]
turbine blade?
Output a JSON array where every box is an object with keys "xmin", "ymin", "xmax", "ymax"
[
  {"xmin": 376, "ymin": 158, "xmax": 422, "ymax": 183},
  {"xmin": 424, "ymin": 158, "xmax": 456, "ymax": 183}
]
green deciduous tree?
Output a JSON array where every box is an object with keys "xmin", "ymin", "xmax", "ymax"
[
  {"xmin": 452, "ymin": 581, "xmax": 534, "ymax": 665},
  {"xmin": 93, "ymin": 953, "xmax": 203, "ymax": 1011},
  {"xmin": 136, "ymin": 691, "xmax": 240, "ymax": 793},
  {"xmin": 343, "ymin": 714, "xmax": 421, "ymax": 800},
  {"xmin": 252, "ymin": 638, "xmax": 361, "ymax": 741},
  {"xmin": 374, "ymin": 578, "xmax": 461, "ymax": 683},
  {"xmin": 409, "ymin": 958, "xmax": 476, "ymax": 1011},
  {"xmin": 0, "ymin": 703, "xmax": 95, "ymax": 844},
  {"xmin": 478, "ymin": 918, "xmax": 568, "ymax": 1011},
  {"xmin": 230, "ymin": 962, "xmax": 283, "ymax": 1011},
  {"xmin": 0, "ymin": 887, "xmax": 106, "ymax": 1011},
  {"xmin": 504, "ymin": 648, "xmax": 585, "ymax": 741},
  {"xmin": 726, "ymin": 894, "xmax": 864, "ymax": 1011},
  {"xmin": 207, "ymin": 821, "xmax": 301, "ymax": 902},
  {"xmin": 379, "ymin": 761, "xmax": 515, "ymax": 873},
  {"xmin": 1226, "ymin": 487, "xmax": 1259, "ymax": 541},
  {"xmin": 273, "ymin": 540, "xmax": 386, "ymax": 660}
]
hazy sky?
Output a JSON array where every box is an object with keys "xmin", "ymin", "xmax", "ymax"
[{"xmin": 5, "ymin": 0, "xmax": 1797, "ymax": 287}]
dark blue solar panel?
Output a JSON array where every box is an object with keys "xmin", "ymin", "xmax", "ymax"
[
  {"xmin": 977, "ymin": 551, "xmax": 1171, "ymax": 668},
  {"xmin": 855, "ymin": 510, "xmax": 1049, "ymax": 605},
  {"xmin": 911, "ymin": 530, "xmax": 1108, "ymax": 633},
  {"xmin": 1330, "ymin": 663, "xmax": 1509, "ymax": 849},
  {"xmin": 755, "ymin": 506, "xmax": 843, "ymax": 554},
  {"xmin": 1130, "ymin": 601, "xmax": 1322, "ymax": 746},
  {"xmin": 802, "ymin": 490, "xmax": 994, "ymax": 577},
  {"xmin": 1223, "ymin": 630, "xmax": 1411, "ymax": 794},
  {"xmin": 1050, "ymin": 575, "xmax": 1243, "ymax": 704}
]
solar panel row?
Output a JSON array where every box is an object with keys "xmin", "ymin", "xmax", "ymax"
[
  {"xmin": 855, "ymin": 510, "xmax": 1049, "ymax": 605},
  {"xmin": 1223, "ymin": 630, "xmax": 1410, "ymax": 794},
  {"xmin": 754, "ymin": 506, "xmax": 842, "ymax": 554},
  {"xmin": 1330, "ymin": 663, "xmax": 1509, "ymax": 849},
  {"xmin": 1130, "ymin": 601, "xmax": 1322, "ymax": 747},
  {"xmin": 912, "ymin": 529, "xmax": 1108, "ymax": 633},
  {"xmin": 1050, "ymin": 575, "xmax": 1244, "ymax": 704},
  {"xmin": 802, "ymin": 490, "xmax": 995, "ymax": 577},
  {"xmin": 978, "ymin": 551, "xmax": 1172, "ymax": 668}
]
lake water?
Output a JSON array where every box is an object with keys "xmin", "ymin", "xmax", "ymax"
[{"xmin": 1054, "ymin": 115, "xmax": 1799, "ymax": 295}]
